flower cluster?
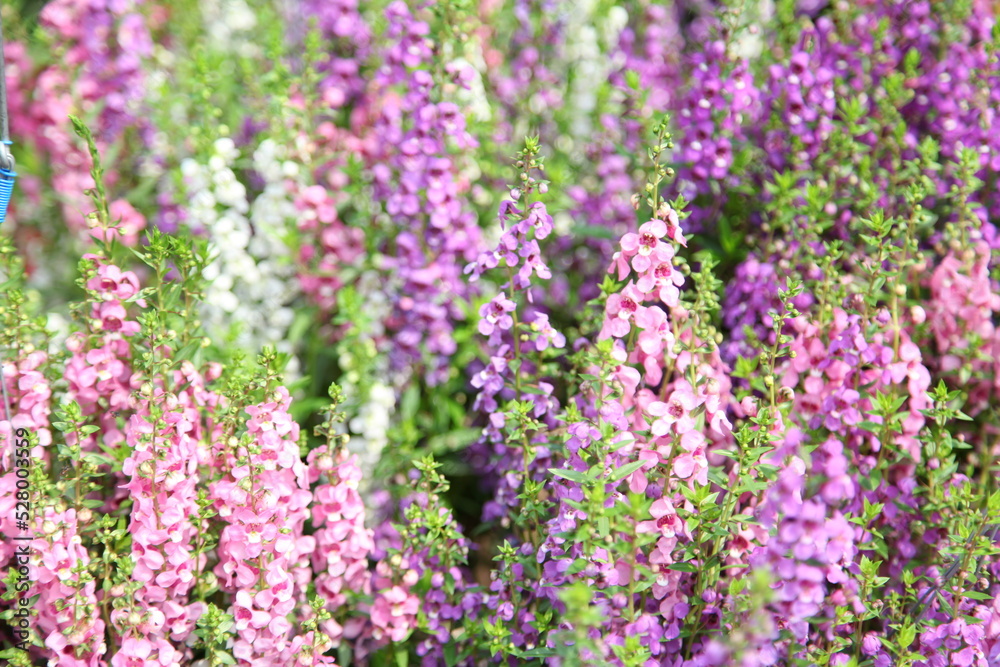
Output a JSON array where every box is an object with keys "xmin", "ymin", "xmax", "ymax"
[
  {"xmin": 6, "ymin": 0, "xmax": 152, "ymax": 237},
  {"xmin": 367, "ymin": 0, "xmax": 485, "ymax": 386},
  {"xmin": 2, "ymin": 0, "xmax": 1000, "ymax": 665},
  {"xmin": 212, "ymin": 386, "xmax": 313, "ymax": 662},
  {"xmin": 181, "ymin": 138, "xmax": 301, "ymax": 373}
]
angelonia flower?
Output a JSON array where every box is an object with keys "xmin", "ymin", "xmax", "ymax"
[
  {"xmin": 306, "ymin": 445, "xmax": 373, "ymax": 647},
  {"xmin": 760, "ymin": 24, "xmax": 837, "ymax": 172},
  {"xmin": 114, "ymin": 365, "xmax": 222, "ymax": 666},
  {"xmin": 33, "ymin": 505, "xmax": 109, "ymax": 665},
  {"xmin": 211, "ymin": 386, "xmax": 314, "ymax": 661},
  {"xmin": 721, "ymin": 247, "xmax": 819, "ymax": 365},
  {"xmin": 200, "ymin": 0, "xmax": 260, "ymax": 59},
  {"xmin": 65, "ymin": 258, "xmax": 144, "ymax": 460},
  {"xmin": 671, "ymin": 38, "xmax": 760, "ymax": 227},
  {"xmin": 618, "ymin": 3, "xmax": 684, "ymax": 114},
  {"xmin": 368, "ymin": 460, "xmax": 482, "ymax": 665},
  {"xmin": 483, "ymin": 0, "xmax": 566, "ymax": 146},
  {"xmin": 562, "ymin": 4, "xmax": 629, "ymax": 140},
  {"xmin": 925, "ymin": 239, "xmax": 1000, "ymax": 415},
  {"xmin": 467, "ymin": 142, "xmax": 563, "ymax": 525},
  {"xmin": 749, "ymin": 456, "xmax": 859, "ymax": 653},
  {"xmin": 343, "ymin": 381, "xmax": 395, "ymax": 496},
  {"xmin": 369, "ymin": 575, "xmax": 420, "ymax": 644},
  {"xmin": 6, "ymin": 0, "xmax": 153, "ymax": 234},
  {"xmin": 296, "ymin": 179, "xmax": 366, "ymax": 316},
  {"xmin": 181, "ymin": 138, "xmax": 301, "ymax": 375},
  {"xmin": 368, "ymin": 0, "xmax": 485, "ymax": 386},
  {"xmin": 295, "ymin": 0, "xmax": 370, "ymax": 109},
  {"xmin": 0, "ymin": 350, "xmax": 52, "ymax": 471},
  {"xmin": 4, "ymin": 0, "xmax": 1000, "ymax": 665}
]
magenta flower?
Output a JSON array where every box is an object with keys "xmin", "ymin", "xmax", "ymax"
[{"xmin": 478, "ymin": 293, "xmax": 516, "ymax": 338}]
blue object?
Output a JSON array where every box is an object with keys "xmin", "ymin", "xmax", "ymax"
[{"xmin": 0, "ymin": 165, "xmax": 14, "ymax": 225}]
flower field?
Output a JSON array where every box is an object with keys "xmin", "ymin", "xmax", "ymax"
[{"xmin": 0, "ymin": 0, "xmax": 999, "ymax": 665}]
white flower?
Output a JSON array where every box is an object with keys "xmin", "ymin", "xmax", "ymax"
[
  {"xmin": 213, "ymin": 137, "xmax": 238, "ymax": 164},
  {"xmin": 180, "ymin": 140, "xmax": 304, "ymax": 377}
]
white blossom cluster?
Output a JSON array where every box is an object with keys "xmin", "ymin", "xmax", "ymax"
[
  {"xmin": 344, "ymin": 380, "xmax": 395, "ymax": 491},
  {"xmin": 199, "ymin": 0, "xmax": 260, "ymax": 60},
  {"xmin": 562, "ymin": 2, "xmax": 629, "ymax": 140},
  {"xmin": 732, "ymin": 0, "xmax": 775, "ymax": 59},
  {"xmin": 333, "ymin": 270, "xmax": 397, "ymax": 513},
  {"xmin": 451, "ymin": 40, "xmax": 492, "ymax": 124},
  {"xmin": 180, "ymin": 138, "xmax": 301, "ymax": 376}
]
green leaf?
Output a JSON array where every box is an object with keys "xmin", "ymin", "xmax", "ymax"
[
  {"xmin": 400, "ymin": 386, "xmax": 420, "ymax": 420},
  {"xmin": 897, "ymin": 622, "xmax": 916, "ymax": 649},
  {"xmin": 520, "ymin": 648, "xmax": 558, "ymax": 658},
  {"xmin": 633, "ymin": 579, "xmax": 653, "ymax": 593},
  {"xmin": 608, "ymin": 459, "xmax": 647, "ymax": 483},
  {"xmin": 550, "ymin": 468, "xmax": 589, "ymax": 484},
  {"xmin": 960, "ymin": 591, "xmax": 994, "ymax": 601},
  {"xmin": 443, "ymin": 642, "xmax": 458, "ymax": 667},
  {"xmin": 872, "ymin": 537, "xmax": 889, "ymax": 560},
  {"xmin": 666, "ymin": 562, "xmax": 698, "ymax": 573},
  {"xmin": 739, "ymin": 480, "xmax": 770, "ymax": 493},
  {"xmin": 82, "ymin": 452, "xmax": 114, "ymax": 467}
]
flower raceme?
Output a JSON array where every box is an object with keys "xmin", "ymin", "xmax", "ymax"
[{"xmin": 2, "ymin": 0, "xmax": 1000, "ymax": 664}]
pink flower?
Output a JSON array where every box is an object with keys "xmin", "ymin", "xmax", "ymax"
[
  {"xmin": 647, "ymin": 386, "xmax": 699, "ymax": 437},
  {"xmin": 87, "ymin": 263, "xmax": 142, "ymax": 301},
  {"xmin": 636, "ymin": 245, "xmax": 685, "ymax": 306},
  {"xmin": 621, "ymin": 220, "xmax": 667, "ymax": 273},
  {"xmin": 600, "ymin": 283, "xmax": 644, "ymax": 339},
  {"xmin": 371, "ymin": 585, "xmax": 419, "ymax": 642},
  {"xmin": 672, "ymin": 431, "xmax": 708, "ymax": 484},
  {"xmin": 640, "ymin": 498, "xmax": 681, "ymax": 538}
]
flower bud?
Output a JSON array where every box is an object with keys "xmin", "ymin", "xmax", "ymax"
[{"xmin": 315, "ymin": 454, "xmax": 334, "ymax": 472}]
